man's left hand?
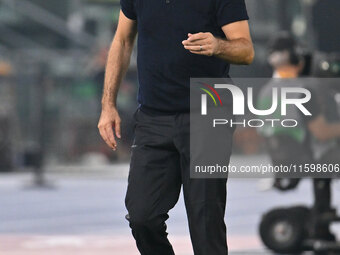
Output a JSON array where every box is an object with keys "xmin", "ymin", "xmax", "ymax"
[{"xmin": 182, "ymin": 32, "xmax": 219, "ymax": 56}]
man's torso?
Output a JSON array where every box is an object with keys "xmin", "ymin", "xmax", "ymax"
[{"xmin": 121, "ymin": 0, "xmax": 248, "ymax": 113}]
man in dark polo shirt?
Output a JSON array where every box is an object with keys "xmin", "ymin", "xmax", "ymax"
[{"xmin": 98, "ymin": 0, "xmax": 254, "ymax": 254}]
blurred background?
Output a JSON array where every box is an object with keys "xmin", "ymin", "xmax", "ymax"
[{"xmin": 0, "ymin": 0, "xmax": 339, "ymax": 254}]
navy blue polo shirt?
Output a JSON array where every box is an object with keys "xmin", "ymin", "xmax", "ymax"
[{"xmin": 120, "ymin": 0, "xmax": 249, "ymax": 114}]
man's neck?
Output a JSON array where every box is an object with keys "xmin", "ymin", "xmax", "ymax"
[{"xmin": 274, "ymin": 67, "xmax": 299, "ymax": 78}]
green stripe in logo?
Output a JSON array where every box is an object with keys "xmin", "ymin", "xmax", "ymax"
[{"xmin": 200, "ymin": 88, "xmax": 217, "ymax": 106}]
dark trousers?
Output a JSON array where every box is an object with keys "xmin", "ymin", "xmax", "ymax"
[{"xmin": 125, "ymin": 109, "xmax": 233, "ymax": 255}]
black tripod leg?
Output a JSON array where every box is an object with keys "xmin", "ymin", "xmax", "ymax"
[
  {"xmin": 312, "ymin": 179, "xmax": 335, "ymax": 241},
  {"xmin": 314, "ymin": 179, "xmax": 332, "ymax": 212}
]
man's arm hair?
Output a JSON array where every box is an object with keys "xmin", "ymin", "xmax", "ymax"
[
  {"xmin": 217, "ymin": 20, "xmax": 254, "ymax": 65},
  {"xmin": 101, "ymin": 11, "xmax": 137, "ymax": 109},
  {"xmin": 182, "ymin": 20, "xmax": 254, "ymax": 65},
  {"xmin": 98, "ymin": 11, "xmax": 137, "ymax": 151},
  {"xmin": 308, "ymin": 115, "xmax": 340, "ymax": 142}
]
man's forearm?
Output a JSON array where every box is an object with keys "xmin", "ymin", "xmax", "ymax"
[
  {"xmin": 215, "ymin": 38, "xmax": 254, "ymax": 65},
  {"xmin": 101, "ymin": 38, "xmax": 135, "ymax": 109},
  {"xmin": 309, "ymin": 116, "xmax": 340, "ymax": 141},
  {"xmin": 324, "ymin": 122, "xmax": 340, "ymax": 140}
]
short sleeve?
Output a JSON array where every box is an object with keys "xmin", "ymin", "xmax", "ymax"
[
  {"xmin": 120, "ymin": 0, "xmax": 137, "ymax": 20},
  {"xmin": 215, "ymin": 0, "xmax": 249, "ymax": 28}
]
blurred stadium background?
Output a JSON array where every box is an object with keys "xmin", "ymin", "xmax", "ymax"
[{"xmin": 0, "ymin": 0, "xmax": 339, "ymax": 254}]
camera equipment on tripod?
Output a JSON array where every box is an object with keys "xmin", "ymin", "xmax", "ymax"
[{"xmin": 311, "ymin": 52, "xmax": 340, "ymax": 78}]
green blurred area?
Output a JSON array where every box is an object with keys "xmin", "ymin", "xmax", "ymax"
[{"xmin": 0, "ymin": 0, "xmax": 339, "ymax": 169}]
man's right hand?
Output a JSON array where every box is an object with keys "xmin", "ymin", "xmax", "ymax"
[{"xmin": 98, "ymin": 106, "xmax": 121, "ymax": 151}]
